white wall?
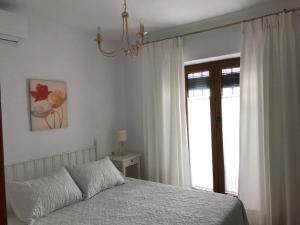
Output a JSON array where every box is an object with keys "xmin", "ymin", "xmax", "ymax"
[
  {"xmin": 0, "ymin": 12, "xmax": 126, "ymax": 165},
  {"xmin": 125, "ymin": 58, "xmax": 143, "ymax": 153},
  {"xmin": 183, "ymin": 25, "xmax": 241, "ymax": 63}
]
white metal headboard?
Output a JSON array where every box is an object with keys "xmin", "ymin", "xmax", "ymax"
[{"xmin": 5, "ymin": 140, "xmax": 98, "ymax": 182}]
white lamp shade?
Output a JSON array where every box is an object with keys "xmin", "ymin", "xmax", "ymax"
[{"xmin": 116, "ymin": 129, "xmax": 127, "ymax": 142}]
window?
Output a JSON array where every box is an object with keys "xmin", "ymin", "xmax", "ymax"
[{"xmin": 185, "ymin": 58, "xmax": 240, "ymax": 195}]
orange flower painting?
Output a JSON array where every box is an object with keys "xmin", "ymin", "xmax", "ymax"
[{"xmin": 30, "ymin": 80, "xmax": 68, "ymax": 131}]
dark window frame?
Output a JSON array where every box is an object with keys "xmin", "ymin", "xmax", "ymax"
[{"xmin": 185, "ymin": 58, "xmax": 240, "ymax": 194}]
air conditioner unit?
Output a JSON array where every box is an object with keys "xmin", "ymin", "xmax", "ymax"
[{"xmin": 0, "ymin": 10, "xmax": 28, "ymax": 46}]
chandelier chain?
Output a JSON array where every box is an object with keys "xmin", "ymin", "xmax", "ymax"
[{"xmin": 123, "ymin": 0, "xmax": 127, "ymax": 11}]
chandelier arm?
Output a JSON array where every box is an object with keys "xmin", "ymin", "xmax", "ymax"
[
  {"xmin": 97, "ymin": 38, "xmax": 124, "ymax": 56},
  {"xmin": 123, "ymin": 0, "xmax": 127, "ymax": 11},
  {"xmin": 97, "ymin": 44, "xmax": 120, "ymax": 57},
  {"xmin": 96, "ymin": 16, "xmax": 127, "ymax": 56}
]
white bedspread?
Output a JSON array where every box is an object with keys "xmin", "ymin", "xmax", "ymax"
[
  {"xmin": 7, "ymin": 214, "xmax": 25, "ymax": 225},
  {"xmin": 25, "ymin": 178, "xmax": 247, "ymax": 225}
]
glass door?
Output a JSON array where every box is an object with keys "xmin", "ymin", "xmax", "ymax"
[
  {"xmin": 185, "ymin": 58, "xmax": 240, "ymax": 194},
  {"xmin": 187, "ymin": 71, "xmax": 213, "ymax": 191},
  {"xmin": 221, "ymin": 67, "xmax": 240, "ymax": 195}
]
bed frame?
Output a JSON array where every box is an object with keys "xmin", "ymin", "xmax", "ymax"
[{"xmin": 5, "ymin": 140, "xmax": 98, "ymax": 182}]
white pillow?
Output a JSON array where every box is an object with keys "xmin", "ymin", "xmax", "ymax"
[
  {"xmin": 6, "ymin": 167, "xmax": 83, "ymax": 225},
  {"xmin": 67, "ymin": 156, "xmax": 125, "ymax": 199}
]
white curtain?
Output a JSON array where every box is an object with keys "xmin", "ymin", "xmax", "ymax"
[
  {"xmin": 141, "ymin": 38, "xmax": 191, "ymax": 188},
  {"xmin": 239, "ymin": 12, "xmax": 300, "ymax": 225}
]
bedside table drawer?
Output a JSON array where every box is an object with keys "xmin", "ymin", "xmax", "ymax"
[{"xmin": 124, "ymin": 157, "xmax": 139, "ymax": 167}]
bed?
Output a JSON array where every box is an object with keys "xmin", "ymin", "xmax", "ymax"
[{"xmin": 5, "ymin": 142, "xmax": 248, "ymax": 225}]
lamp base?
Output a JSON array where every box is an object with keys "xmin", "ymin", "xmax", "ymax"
[{"xmin": 118, "ymin": 142, "xmax": 126, "ymax": 156}]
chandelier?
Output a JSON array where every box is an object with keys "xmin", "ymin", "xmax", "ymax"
[{"xmin": 95, "ymin": 0, "xmax": 148, "ymax": 57}]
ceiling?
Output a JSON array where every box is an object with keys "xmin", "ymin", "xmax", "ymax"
[{"xmin": 0, "ymin": 0, "xmax": 281, "ymax": 38}]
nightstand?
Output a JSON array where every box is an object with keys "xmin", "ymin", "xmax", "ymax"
[{"xmin": 110, "ymin": 152, "xmax": 141, "ymax": 179}]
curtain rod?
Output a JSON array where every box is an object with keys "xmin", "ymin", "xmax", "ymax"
[{"xmin": 146, "ymin": 6, "xmax": 300, "ymax": 44}]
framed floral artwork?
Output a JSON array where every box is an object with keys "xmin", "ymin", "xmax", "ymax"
[{"xmin": 29, "ymin": 79, "xmax": 68, "ymax": 131}]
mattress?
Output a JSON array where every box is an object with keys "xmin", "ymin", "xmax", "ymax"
[{"xmin": 9, "ymin": 178, "xmax": 248, "ymax": 225}]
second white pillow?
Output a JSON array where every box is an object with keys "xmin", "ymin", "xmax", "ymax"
[{"xmin": 67, "ymin": 156, "xmax": 124, "ymax": 199}]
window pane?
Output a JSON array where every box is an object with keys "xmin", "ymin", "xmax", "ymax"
[
  {"xmin": 221, "ymin": 68, "xmax": 240, "ymax": 195},
  {"xmin": 188, "ymin": 71, "xmax": 213, "ymax": 191}
]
